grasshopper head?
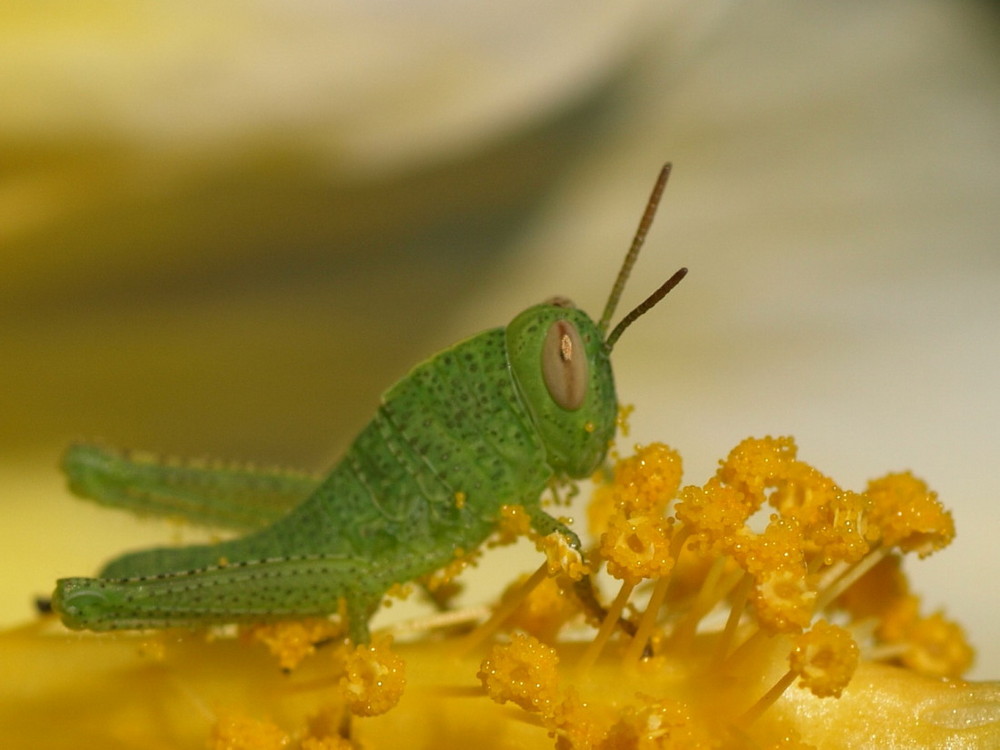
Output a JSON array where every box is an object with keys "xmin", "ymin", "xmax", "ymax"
[
  {"xmin": 504, "ymin": 164, "xmax": 687, "ymax": 478},
  {"xmin": 505, "ymin": 301, "xmax": 617, "ymax": 479}
]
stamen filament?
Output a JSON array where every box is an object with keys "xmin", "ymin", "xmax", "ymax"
[
  {"xmin": 453, "ymin": 562, "xmax": 549, "ymax": 656},
  {"xmin": 624, "ymin": 574, "xmax": 671, "ymax": 664},
  {"xmin": 576, "ymin": 580, "xmax": 635, "ymax": 676},
  {"xmin": 723, "ymin": 628, "xmax": 769, "ymax": 671},
  {"xmin": 714, "ymin": 572, "xmax": 754, "ymax": 667},
  {"xmin": 623, "ymin": 526, "xmax": 691, "ymax": 663},
  {"xmin": 667, "ymin": 555, "xmax": 728, "ymax": 651},
  {"xmin": 736, "ymin": 669, "xmax": 797, "ymax": 728},
  {"xmin": 815, "ymin": 546, "xmax": 890, "ymax": 612}
]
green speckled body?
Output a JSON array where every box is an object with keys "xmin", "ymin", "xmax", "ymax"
[{"xmin": 53, "ymin": 305, "xmax": 617, "ymax": 642}]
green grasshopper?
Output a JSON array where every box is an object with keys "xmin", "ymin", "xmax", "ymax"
[{"xmin": 51, "ymin": 165, "xmax": 686, "ymax": 644}]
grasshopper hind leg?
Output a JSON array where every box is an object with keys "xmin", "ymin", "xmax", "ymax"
[
  {"xmin": 61, "ymin": 442, "xmax": 320, "ymax": 532},
  {"xmin": 95, "ymin": 490, "xmax": 340, "ymax": 579},
  {"xmin": 53, "ymin": 554, "xmax": 384, "ymax": 643},
  {"xmin": 97, "ymin": 541, "xmax": 232, "ymax": 579}
]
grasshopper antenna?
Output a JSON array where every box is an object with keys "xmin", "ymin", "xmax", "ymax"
[
  {"xmin": 598, "ymin": 163, "xmax": 672, "ymax": 335},
  {"xmin": 605, "ymin": 267, "xmax": 687, "ymax": 351},
  {"xmin": 598, "ymin": 163, "xmax": 686, "ymax": 351}
]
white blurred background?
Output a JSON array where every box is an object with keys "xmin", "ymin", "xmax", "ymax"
[{"xmin": 2, "ymin": 1, "xmax": 998, "ymax": 678}]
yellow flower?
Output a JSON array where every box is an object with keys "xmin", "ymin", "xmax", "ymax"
[{"xmin": 3, "ymin": 438, "xmax": 999, "ymax": 748}]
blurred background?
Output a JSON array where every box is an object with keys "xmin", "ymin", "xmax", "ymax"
[{"xmin": 2, "ymin": 1, "xmax": 999, "ymax": 677}]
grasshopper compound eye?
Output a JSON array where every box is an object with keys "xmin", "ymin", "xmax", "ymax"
[{"xmin": 542, "ymin": 319, "xmax": 588, "ymax": 410}]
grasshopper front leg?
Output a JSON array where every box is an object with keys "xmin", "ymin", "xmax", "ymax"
[{"xmin": 525, "ymin": 506, "xmax": 636, "ymax": 637}]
